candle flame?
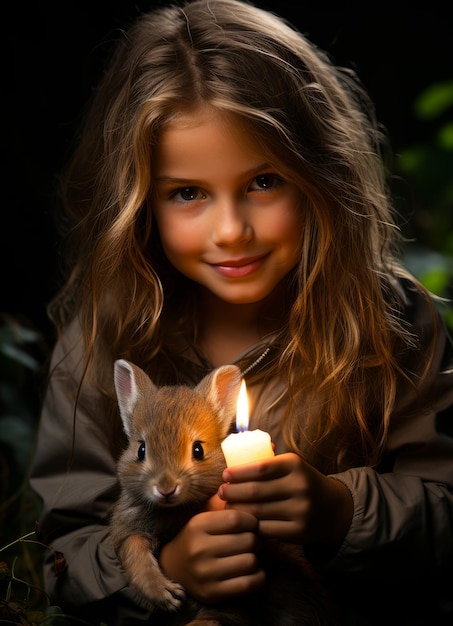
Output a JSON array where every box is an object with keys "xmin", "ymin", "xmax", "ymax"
[{"xmin": 236, "ymin": 379, "xmax": 249, "ymax": 431}]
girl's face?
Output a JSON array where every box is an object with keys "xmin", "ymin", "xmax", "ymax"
[{"xmin": 152, "ymin": 107, "xmax": 303, "ymax": 306}]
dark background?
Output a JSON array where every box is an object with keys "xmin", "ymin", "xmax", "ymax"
[{"xmin": 6, "ymin": 1, "xmax": 452, "ymax": 344}]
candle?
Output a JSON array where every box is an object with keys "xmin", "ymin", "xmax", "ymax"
[{"xmin": 221, "ymin": 379, "xmax": 274, "ymax": 467}]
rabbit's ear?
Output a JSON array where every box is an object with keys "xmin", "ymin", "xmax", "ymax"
[
  {"xmin": 113, "ymin": 359, "xmax": 156, "ymax": 438},
  {"xmin": 197, "ymin": 365, "xmax": 242, "ymax": 435}
]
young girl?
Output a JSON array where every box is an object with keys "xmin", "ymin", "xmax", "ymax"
[{"xmin": 30, "ymin": 0, "xmax": 453, "ymax": 624}]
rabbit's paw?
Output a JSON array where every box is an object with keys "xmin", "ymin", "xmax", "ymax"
[{"xmin": 159, "ymin": 579, "xmax": 186, "ymax": 611}]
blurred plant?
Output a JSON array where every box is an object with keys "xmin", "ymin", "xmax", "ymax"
[
  {"xmin": 0, "ymin": 314, "xmax": 48, "ymax": 542},
  {"xmin": 1, "ymin": 527, "xmax": 68, "ymax": 625},
  {"xmin": 0, "ymin": 316, "xmax": 108, "ymax": 624},
  {"xmin": 1, "ymin": 526, "xmax": 108, "ymax": 625},
  {"xmin": 394, "ymin": 80, "xmax": 453, "ymax": 331},
  {"xmin": 0, "ymin": 315, "xmax": 50, "ymax": 623}
]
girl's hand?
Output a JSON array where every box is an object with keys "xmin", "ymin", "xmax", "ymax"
[
  {"xmin": 217, "ymin": 452, "xmax": 353, "ymax": 550},
  {"xmin": 158, "ymin": 509, "xmax": 265, "ymax": 603}
]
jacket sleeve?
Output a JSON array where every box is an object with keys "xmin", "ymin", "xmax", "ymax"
[
  {"xmin": 325, "ymin": 296, "xmax": 453, "ymax": 583},
  {"xmin": 28, "ymin": 323, "xmax": 154, "ymax": 622}
]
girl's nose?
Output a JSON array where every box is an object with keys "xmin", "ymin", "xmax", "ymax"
[{"xmin": 211, "ymin": 199, "xmax": 253, "ymax": 246}]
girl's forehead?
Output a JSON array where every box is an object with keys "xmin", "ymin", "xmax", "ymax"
[
  {"xmin": 154, "ymin": 107, "xmax": 268, "ymax": 176},
  {"xmin": 156, "ymin": 104, "xmax": 291, "ymax": 180}
]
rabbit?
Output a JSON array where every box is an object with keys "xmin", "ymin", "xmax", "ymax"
[{"xmin": 110, "ymin": 359, "xmax": 341, "ymax": 626}]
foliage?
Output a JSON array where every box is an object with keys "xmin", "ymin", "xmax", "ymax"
[
  {"xmin": 0, "ymin": 317, "xmax": 53, "ymax": 623},
  {"xmin": 1, "ymin": 528, "xmax": 67, "ymax": 625},
  {"xmin": 0, "ymin": 314, "xmax": 48, "ymax": 542},
  {"xmin": 0, "ymin": 528, "xmax": 109, "ymax": 625},
  {"xmin": 395, "ymin": 80, "xmax": 453, "ymax": 331},
  {"xmin": 0, "ymin": 318, "xmax": 105, "ymax": 626}
]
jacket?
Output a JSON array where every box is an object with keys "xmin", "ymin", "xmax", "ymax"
[{"xmin": 29, "ymin": 283, "xmax": 453, "ymax": 625}]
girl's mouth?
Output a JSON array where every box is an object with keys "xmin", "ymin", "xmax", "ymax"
[{"xmin": 211, "ymin": 254, "xmax": 268, "ymax": 277}]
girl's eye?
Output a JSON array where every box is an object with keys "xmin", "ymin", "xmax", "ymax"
[
  {"xmin": 251, "ymin": 174, "xmax": 281, "ymax": 191},
  {"xmin": 137, "ymin": 441, "xmax": 146, "ymax": 461},
  {"xmin": 173, "ymin": 186, "xmax": 204, "ymax": 202}
]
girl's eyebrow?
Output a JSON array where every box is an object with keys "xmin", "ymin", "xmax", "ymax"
[
  {"xmin": 154, "ymin": 163, "xmax": 273, "ymax": 185},
  {"xmin": 154, "ymin": 176, "xmax": 201, "ymax": 185}
]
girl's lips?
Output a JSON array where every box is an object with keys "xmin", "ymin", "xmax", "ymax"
[{"xmin": 211, "ymin": 254, "xmax": 268, "ymax": 278}]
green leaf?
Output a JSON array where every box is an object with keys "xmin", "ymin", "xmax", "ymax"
[
  {"xmin": 438, "ymin": 122, "xmax": 453, "ymax": 150},
  {"xmin": 419, "ymin": 268, "xmax": 450, "ymax": 296},
  {"xmin": 414, "ymin": 81, "xmax": 453, "ymax": 120}
]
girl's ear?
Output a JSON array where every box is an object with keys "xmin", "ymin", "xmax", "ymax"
[{"xmin": 197, "ymin": 365, "xmax": 242, "ymax": 435}]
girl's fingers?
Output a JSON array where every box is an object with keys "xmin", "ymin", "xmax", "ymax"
[
  {"xmin": 195, "ymin": 567, "xmax": 266, "ymax": 603},
  {"xmin": 200, "ymin": 529, "xmax": 262, "ymax": 558},
  {"xmin": 206, "ymin": 492, "xmax": 226, "ymax": 511},
  {"xmin": 219, "ymin": 479, "xmax": 287, "ymax": 503},
  {"xmin": 222, "ymin": 453, "xmax": 295, "ymax": 484},
  {"xmin": 196, "ymin": 508, "xmax": 259, "ymax": 534},
  {"xmin": 208, "ymin": 551, "xmax": 262, "ymax": 581}
]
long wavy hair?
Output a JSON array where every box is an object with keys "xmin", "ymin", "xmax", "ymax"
[{"xmin": 50, "ymin": 0, "xmax": 438, "ymax": 471}]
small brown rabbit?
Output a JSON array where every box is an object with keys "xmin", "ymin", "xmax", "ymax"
[{"xmin": 111, "ymin": 359, "xmax": 341, "ymax": 626}]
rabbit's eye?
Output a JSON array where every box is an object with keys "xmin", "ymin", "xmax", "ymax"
[
  {"xmin": 192, "ymin": 441, "xmax": 205, "ymax": 460},
  {"xmin": 137, "ymin": 441, "xmax": 146, "ymax": 461}
]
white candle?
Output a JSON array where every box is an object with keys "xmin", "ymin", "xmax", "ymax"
[{"xmin": 221, "ymin": 379, "xmax": 274, "ymax": 467}]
